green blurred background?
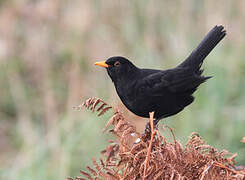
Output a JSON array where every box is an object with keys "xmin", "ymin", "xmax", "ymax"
[{"xmin": 0, "ymin": 0, "xmax": 245, "ymax": 179}]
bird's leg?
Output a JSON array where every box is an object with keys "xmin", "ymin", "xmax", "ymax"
[
  {"xmin": 144, "ymin": 118, "xmax": 160, "ymax": 134},
  {"xmin": 145, "ymin": 121, "xmax": 155, "ymax": 134},
  {"xmin": 144, "ymin": 122, "xmax": 151, "ymax": 136}
]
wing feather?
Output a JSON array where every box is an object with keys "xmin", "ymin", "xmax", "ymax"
[{"xmin": 138, "ymin": 68, "xmax": 210, "ymax": 96}]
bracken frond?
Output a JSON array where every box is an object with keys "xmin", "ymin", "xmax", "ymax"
[
  {"xmin": 69, "ymin": 97, "xmax": 245, "ymax": 180},
  {"xmin": 73, "ymin": 97, "xmax": 112, "ymax": 116}
]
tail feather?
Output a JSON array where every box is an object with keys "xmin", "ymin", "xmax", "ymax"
[{"xmin": 178, "ymin": 25, "xmax": 226, "ymax": 72}]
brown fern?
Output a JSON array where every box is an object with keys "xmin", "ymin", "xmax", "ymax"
[
  {"xmin": 69, "ymin": 97, "xmax": 245, "ymax": 180},
  {"xmin": 74, "ymin": 97, "xmax": 112, "ymax": 116}
]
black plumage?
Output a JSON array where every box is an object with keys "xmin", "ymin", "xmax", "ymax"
[{"xmin": 95, "ymin": 25, "xmax": 226, "ymax": 125}]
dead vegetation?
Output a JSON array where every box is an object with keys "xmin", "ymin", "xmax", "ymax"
[{"xmin": 69, "ymin": 97, "xmax": 245, "ymax": 180}]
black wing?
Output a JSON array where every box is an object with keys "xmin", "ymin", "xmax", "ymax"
[{"xmin": 137, "ymin": 68, "xmax": 209, "ymax": 96}]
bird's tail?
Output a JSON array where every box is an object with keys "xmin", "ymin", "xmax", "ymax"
[{"xmin": 178, "ymin": 25, "xmax": 226, "ymax": 72}]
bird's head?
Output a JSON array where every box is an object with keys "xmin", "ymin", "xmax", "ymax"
[{"xmin": 94, "ymin": 56, "xmax": 138, "ymax": 83}]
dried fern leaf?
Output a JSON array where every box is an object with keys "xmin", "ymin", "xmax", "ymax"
[{"xmin": 76, "ymin": 97, "xmax": 112, "ymax": 116}]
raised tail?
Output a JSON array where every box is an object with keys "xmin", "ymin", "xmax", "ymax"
[{"xmin": 178, "ymin": 25, "xmax": 226, "ymax": 72}]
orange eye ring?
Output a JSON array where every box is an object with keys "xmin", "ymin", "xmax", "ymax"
[{"xmin": 114, "ymin": 61, "xmax": 120, "ymax": 67}]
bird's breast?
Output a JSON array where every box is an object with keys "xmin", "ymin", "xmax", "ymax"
[
  {"xmin": 115, "ymin": 82, "xmax": 138, "ymax": 108},
  {"xmin": 114, "ymin": 81, "xmax": 151, "ymax": 117}
]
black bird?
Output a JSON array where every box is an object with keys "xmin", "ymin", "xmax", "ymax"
[{"xmin": 95, "ymin": 25, "xmax": 226, "ymax": 126}]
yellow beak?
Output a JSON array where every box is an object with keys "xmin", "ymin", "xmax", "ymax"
[{"xmin": 94, "ymin": 61, "xmax": 110, "ymax": 68}]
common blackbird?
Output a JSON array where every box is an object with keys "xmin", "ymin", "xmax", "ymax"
[{"xmin": 95, "ymin": 25, "xmax": 226, "ymax": 125}]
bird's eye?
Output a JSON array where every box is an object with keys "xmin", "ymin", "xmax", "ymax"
[{"xmin": 114, "ymin": 61, "xmax": 120, "ymax": 67}]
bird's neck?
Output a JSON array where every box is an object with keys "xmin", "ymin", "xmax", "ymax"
[{"xmin": 114, "ymin": 67, "xmax": 139, "ymax": 85}]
